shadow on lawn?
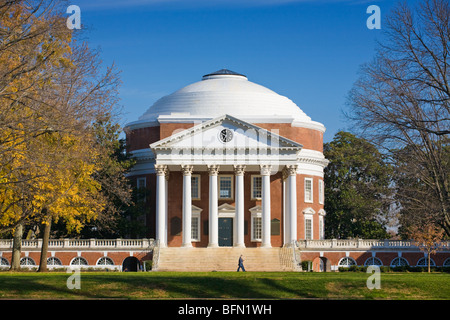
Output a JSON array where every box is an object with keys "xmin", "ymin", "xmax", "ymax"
[{"xmin": 0, "ymin": 272, "xmax": 329, "ymax": 299}]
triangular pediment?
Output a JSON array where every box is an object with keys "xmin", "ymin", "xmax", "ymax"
[
  {"xmin": 249, "ymin": 205, "xmax": 262, "ymax": 213},
  {"xmin": 150, "ymin": 114, "xmax": 302, "ymax": 151},
  {"xmin": 217, "ymin": 203, "xmax": 235, "ymax": 212}
]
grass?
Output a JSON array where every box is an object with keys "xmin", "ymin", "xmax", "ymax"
[{"xmin": 0, "ymin": 271, "xmax": 449, "ymax": 300}]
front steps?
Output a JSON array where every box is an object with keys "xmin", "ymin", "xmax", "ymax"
[{"xmin": 155, "ymin": 246, "xmax": 296, "ymax": 272}]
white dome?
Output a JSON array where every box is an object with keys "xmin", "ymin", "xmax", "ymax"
[{"xmin": 138, "ymin": 69, "xmax": 312, "ymax": 124}]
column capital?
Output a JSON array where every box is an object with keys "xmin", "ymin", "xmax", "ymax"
[
  {"xmin": 181, "ymin": 164, "xmax": 194, "ymax": 176},
  {"xmin": 260, "ymin": 164, "xmax": 273, "ymax": 176},
  {"xmin": 207, "ymin": 164, "xmax": 220, "ymax": 176},
  {"xmin": 233, "ymin": 164, "xmax": 246, "ymax": 176},
  {"xmin": 284, "ymin": 165, "xmax": 298, "ymax": 176},
  {"xmin": 155, "ymin": 164, "xmax": 168, "ymax": 176}
]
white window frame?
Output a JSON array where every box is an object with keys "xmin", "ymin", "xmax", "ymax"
[
  {"xmin": 251, "ymin": 211, "xmax": 262, "ymax": 242},
  {"xmin": 20, "ymin": 257, "xmax": 36, "ymax": 266},
  {"xmin": 304, "ymin": 178, "xmax": 313, "ymax": 203},
  {"xmin": 70, "ymin": 256, "xmax": 88, "ymax": 266},
  {"xmin": 47, "ymin": 257, "xmax": 62, "ymax": 267},
  {"xmin": 305, "ymin": 217, "xmax": 313, "ymax": 240},
  {"xmin": 97, "ymin": 256, "xmax": 115, "ymax": 266},
  {"xmin": 364, "ymin": 257, "xmax": 383, "ymax": 266},
  {"xmin": 191, "ymin": 174, "xmax": 201, "ymax": 200},
  {"xmin": 251, "ymin": 175, "xmax": 262, "ymax": 200},
  {"xmin": 338, "ymin": 257, "xmax": 357, "ymax": 268},
  {"xmin": 191, "ymin": 206, "xmax": 203, "ymax": 242},
  {"xmin": 318, "ymin": 179, "xmax": 324, "ymax": 204},
  {"xmin": 390, "ymin": 257, "xmax": 409, "ymax": 267},
  {"xmin": 218, "ymin": 175, "xmax": 234, "ymax": 200},
  {"xmin": 303, "ymin": 207, "xmax": 315, "ymax": 240},
  {"xmin": 319, "ymin": 216, "xmax": 324, "ymax": 240}
]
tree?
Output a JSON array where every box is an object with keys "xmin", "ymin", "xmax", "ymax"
[
  {"xmin": 324, "ymin": 131, "xmax": 393, "ymax": 239},
  {"xmin": 407, "ymin": 222, "xmax": 445, "ymax": 273},
  {"xmin": 0, "ymin": 0, "xmax": 126, "ymax": 271},
  {"xmin": 346, "ymin": 0, "xmax": 450, "ymax": 236}
]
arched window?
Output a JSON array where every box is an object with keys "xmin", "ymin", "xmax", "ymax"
[
  {"xmin": 97, "ymin": 257, "xmax": 114, "ymax": 266},
  {"xmin": 390, "ymin": 257, "xmax": 409, "ymax": 267},
  {"xmin": 416, "ymin": 257, "xmax": 435, "ymax": 267},
  {"xmin": 0, "ymin": 257, "xmax": 9, "ymax": 268},
  {"xmin": 20, "ymin": 257, "xmax": 36, "ymax": 266},
  {"xmin": 70, "ymin": 256, "xmax": 88, "ymax": 266},
  {"xmin": 443, "ymin": 258, "xmax": 450, "ymax": 267},
  {"xmin": 338, "ymin": 257, "xmax": 357, "ymax": 267},
  {"xmin": 364, "ymin": 257, "xmax": 383, "ymax": 266},
  {"xmin": 47, "ymin": 257, "xmax": 62, "ymax": 266}
]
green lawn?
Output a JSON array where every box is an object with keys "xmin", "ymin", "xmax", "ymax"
[{"xmin": 0, "ymin": 271, "xmax": 449, "ymax": 300}]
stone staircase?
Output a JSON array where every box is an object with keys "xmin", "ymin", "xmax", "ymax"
[{"xmin": 155, "ymin": 246, "xmax": 296, "ymax": 272}]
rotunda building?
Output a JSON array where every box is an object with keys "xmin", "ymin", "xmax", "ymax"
[{"xmin": 124, "ymin": 69, "xmax": 328, "ymax": 248}]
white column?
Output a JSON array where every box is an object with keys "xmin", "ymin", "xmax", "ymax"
[
  {"xmin": 181, "ymin": 165, "xmax": 193, "ymax": 247},
  {"xmin": 234, "ymin": 165, "xmax": 246, "ymax": 248},
  {"xmin": 207, "ymin": 165, "xmax": 219, "ymax": 248},
  {"xmin": 282, "ymin": 170, "xmax": 290, "ymax": 246},
  {"xmin": 260, "ymin": 165, "xmax": 272, "ymax": 248},
  {"xmin": 164, "ymin": 170, "xmax": 169, "ymax": 246},
  {"xmin": 155, "ymin": 165, "xmax": 167, "ymax": 248},
  {"xmin": 287, "ymin": 165, "xmax": 298, "ymax": 244}
]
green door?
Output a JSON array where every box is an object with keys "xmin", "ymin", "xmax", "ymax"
[{"xmin": 218, "ymin": 218, "xmax": 233, "ymax": 247}]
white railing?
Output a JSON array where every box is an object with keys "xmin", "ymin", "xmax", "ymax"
[
  {"xmin": 0, "ymin": 238, "xmax": 156, "ymax": 250},
  {"xmin": 296, "ymin": 239, "xmax": 450, "ymax": 250},
  {"xmin": 1, "ymin": 238, "xmax": 448, "ymax": 251}
]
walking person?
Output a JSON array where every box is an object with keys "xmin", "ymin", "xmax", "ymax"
[{"xmin": 237, "ymin": 254, "xmax": 246, "ymax": 272}]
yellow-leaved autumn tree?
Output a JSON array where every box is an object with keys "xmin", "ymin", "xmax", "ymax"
[{"xmin": 0, "ymin": 0, "xmax": 124, "ymax": 271}]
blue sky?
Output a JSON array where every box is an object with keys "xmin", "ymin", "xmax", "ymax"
[{"xmin": 72, "ymin": 0, "xmax": 404, "ymax": 142}]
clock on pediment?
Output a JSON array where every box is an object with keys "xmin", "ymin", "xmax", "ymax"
[{"xmin": 218, "ymin": 128, "xmax": 233, "ymax": 143}]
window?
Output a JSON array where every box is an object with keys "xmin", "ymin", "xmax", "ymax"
[
  {"xmin": 416, "ymin": 257, "xmax": 435, "ymax": 267},
  {"xmin": 137, "ymin": 177, "xmax": 146, "ymax": 189},
  {"xmin": 191, "ymin": 175, "xmax": 201, "ymax": 200},
  {"xmin": 443, "ymin": 258, "xmax": 450, "ymax": 267},
  {"xmin": 318, "ymin": 180, "xmax": 324, "ymax": 204},
  {"xmin": 251, "ymin": 175, "xmax": 262, "ymax": 199},
  {"xmin": 20, "ymin": 257, "xmax": 36, "ymax": 266},
  {"xmin": 191, "ymin": 214, "xmax": 200, "ymax": 242},
  {"xmin": 364, "ymin": 257, "xmax": 383, "ymax": 266},
  {"xmin": 97, "ymin": 257, "xmax": 114, "ymax": 266},
  {"xmin": 390, "ymin": 257, "xmax": 409, "ymax": 267},
  {"xmin": 319, "ymin": 216, "xmax": 324, "ymax": 240},
  {"xmin": 305, "ymin": 218, "xmax": 312, "ymax": 240},
  {"xmin": 0, "ymin": 257, "xmax": 9, "ymax": 268},
  {"xmin": 137, "ymin": 177, "xmax": 146, "ymax": 203},
  {"xmin": 70, "ymin": 256, "xmax": 88, "ymax": 266},
  {"xmin": 444, "ymin": 258, "xmax": 450, "ymax": 267},
  {"xmin": 219, "ymin": 175, "xmax": 233, "ymax": 199},
  {"xmin": 47, "ymin": 257, "xmax": 62, "ymax": 266},
  {"xmin": 304, "ymin": 178, "xmax": 313, "ymax": 203},
  {"xmin": 338, "ymin": 257, "xmax": 357, "ymax": 267},
  {"xmin": 251, "ymin": 213, "xmax": 262, "ymax": 241}
]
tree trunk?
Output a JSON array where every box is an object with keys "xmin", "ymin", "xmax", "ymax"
[
  {"xmin": 10, "ymin": 223, "xmax": 23, "ymax": 271},
  {"xmin": 38, "ymin": 217, "xmax": 52, "ymax": 272},
  {"xmin": 428, "ymin": 252, "xmax": 431, "ymax": 273}
]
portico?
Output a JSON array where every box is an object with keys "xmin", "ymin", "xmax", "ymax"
[{"xmin": 151, "ymin": 114, "xmax": 303, "ymax": 248}]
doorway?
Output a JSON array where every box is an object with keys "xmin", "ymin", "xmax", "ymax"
[
  {"xmin": 218, "ymin": 217, "xmax": 233, "ymax": 247},
  {"xmin": 122, "ymin": 256, "xmax": 140, "ymax": 272}
]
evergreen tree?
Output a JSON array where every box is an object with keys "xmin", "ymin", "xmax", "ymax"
[{"xmin": 324, "ymin": 131, "xmax": 394, "ymax": 239}]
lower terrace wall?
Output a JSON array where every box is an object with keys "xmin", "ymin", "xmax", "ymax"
[
  {"xmin": 0, "ymin": 239, "xmax": 449, "ymax": 272},
  {"xmin": 0, "ymin": 239, "xmax": 155, "ymax": 271}
]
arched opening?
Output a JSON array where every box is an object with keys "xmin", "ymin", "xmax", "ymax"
[
  {"xmin": 122, "ymin": 256, "xmax": 140, "ymax": 272},
  {"xmin": 312, "ymin": 256, "xmax": 331, "ymax": 272}
]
